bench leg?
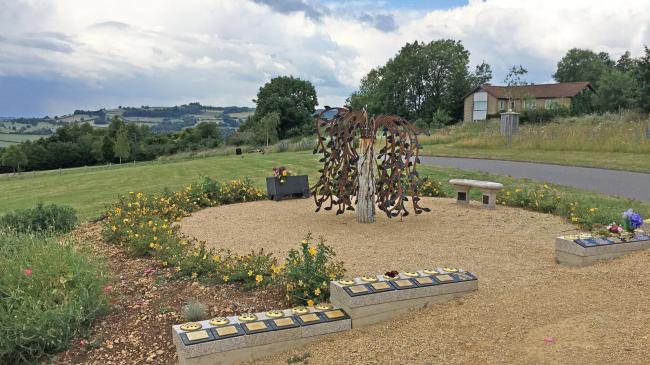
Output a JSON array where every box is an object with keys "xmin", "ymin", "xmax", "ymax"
[
  {"xmin": 481, "ymin": 190, "xmax": 497, "ymax": 209},
  {"xmin": 454, "ymin": 186, "xmax": 471, "ymax": 205}
]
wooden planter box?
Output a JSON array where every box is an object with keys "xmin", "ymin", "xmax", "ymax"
[{"xmin": 266, "ymin": 175, "xmax": 310, "ymax": 201}]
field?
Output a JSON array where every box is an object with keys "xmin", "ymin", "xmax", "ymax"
[
  {"xmin": 0, "ymin": 133, "xmax": 46, "ymax": 147},
  {"xmin": 1, "ymin": 151, "xmax": 649, "ymax": 223},
  {"xmin": 420, "ymin": 113, "xmax": 650, "ymax": 172}
]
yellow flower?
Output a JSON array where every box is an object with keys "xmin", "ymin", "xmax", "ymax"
[
  {"xmin": 212, "ymin": 255, "xmax": 221, "ymax": 262},
  {"xmin": 571, "ymin": 216, "xmax": 579, "ymax": 222},
  {"xmin": 589, "ymin": 207, "xmax": 598, "ymax": 213},
  {"xmin": 111, "ymin": 225, "xmax": 117, "ymax": 232},
  {"xmin": 223, "ymin": 275, "xmax": 229, "ymax": 282},
  {"xmin": 308, "ymin": 247, "xmax": 317, "ymax": 256},
  {"xmin": 307, "ymin": 299, "xmax": 314, "ymax": 306},
  {"xmin": 162, "ymin": 261, "xmax": 168, "ymax": 267},
  {"xmin": 248, "ymin": 269, "xmax": 254, "ymax": 277},
  {"xmin": 314, "ymin": 288, "xmax": 321, "ymax": 296},
  {"xmin": 255, "ymin": 274, "xmax": 263, "ymax": 283},
  {"xmin": 191, "ymin": 272, "xmax": 198, "ymax": 279}
]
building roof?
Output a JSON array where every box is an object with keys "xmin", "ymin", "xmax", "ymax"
[{"xmin": 463, "ymin": 82, "xmax": 593, "ymax": 100}]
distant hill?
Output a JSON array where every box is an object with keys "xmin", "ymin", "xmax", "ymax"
[{"xmin": 0, "ymin": 103, "xmax": 254, "ymax": 137}]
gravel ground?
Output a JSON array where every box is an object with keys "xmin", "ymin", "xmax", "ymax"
[{"xmin": 181, "ymin": 198, "xmax": 650, "ymax": 365}]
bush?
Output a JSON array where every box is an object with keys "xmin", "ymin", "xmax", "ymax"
[
  {"xmin": 182, "ymin": 301, "xmax": 207, "ymax": 322},
  {"xmin": 0, "ymin": 203, "xmax": 77, "ymax": 233},
  {"xmin": 416, "ymin": 176, "xmax": 444, "ymax": 197},
  {"xmin": 520, "ymin": 106, "xmax": 570, "ymax": 123},
  {"xmin": 0, "ymin": 232, "xmax": 108, "ymax": 364},
  {"xmin": 282, "ymin": 234, "xmax": 346, "ymax": 305}
]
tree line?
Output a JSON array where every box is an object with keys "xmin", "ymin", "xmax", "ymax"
[{"xmin": 0, "ymin": 117, "xmax": 224, "ymax": 173}]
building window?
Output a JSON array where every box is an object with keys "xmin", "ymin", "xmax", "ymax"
[
  {"xmin": 545, "ymin": 99, "xmax": 560, "ymax": 109},
  {"xmin": 472, "ymin": 91, "xmax": 488, "ymax": 121},
  {"xmin": 498, "ymin": 100, "xmax": 506, "ymax": 111},
  {"xmin": 523, "ymin": 99, "xmax": 537, "ymax": 110}
]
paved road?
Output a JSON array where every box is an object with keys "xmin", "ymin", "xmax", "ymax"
[{"xmin": 419, "ymin": 156, "xmax": 650, "ymax": 202}]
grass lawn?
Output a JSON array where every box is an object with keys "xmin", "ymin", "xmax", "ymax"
[
  {"xmin": 420, "ymin": 144, "xmax": 650, "ymax": 172},
  {"xmin": 2, "ymin": 151, "xmax": 649, "ymax": 223}
]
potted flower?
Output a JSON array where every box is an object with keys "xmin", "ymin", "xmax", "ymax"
[{"xmin": 266, "ymin": 166, "xmax": 310, "ymax": 201}]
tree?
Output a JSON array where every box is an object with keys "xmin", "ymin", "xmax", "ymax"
[
  {"xmin": 616, "ymin": 51, "xmax": 637, "ymax": 73},
  {"xmin": 101, "ymin": 136, "xmax": 115, "ymax": 162},
  {"xmin": 596, "ymin": 70, "xmax": 638, "ymax": 111},
  {"xmin": 553, "ymin": 48, "xmax": 612, "ymax": 88},
  {"xmin": 248, "ymin": 76, "xmax": 318, "ymax": 139},
  {"xmin": 91, "ymin": 139, "xmax": 105, "ymax": 162},
  {"xmin": 503, "ymin": 65, "xmax": 528, "ymax": 108},
  {"xmin": 637, "ymin": 46, "xmax": 650, "ymax": 112},
  {"xmin": 348, "ymin": 39, "xmax": 477, "ymax": 122},
  {"xmin": 471, "ymin": 61, "xmax": 493, "ymax": 87},
  {"xmin": 113, "ymin": 127, "xmax": 130, "ymax": 164},
  {"xmin": 1, "ymin": 145, "xmax": 28, "ymax": 172},
  {"xmin": 256, "ymin": 111, "xmax": 280, "ymax": 147}
]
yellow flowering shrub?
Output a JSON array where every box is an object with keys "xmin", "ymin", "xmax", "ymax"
[{"xmin": 282, "ymin": 234, "xmax": 346, "ymax": 305}]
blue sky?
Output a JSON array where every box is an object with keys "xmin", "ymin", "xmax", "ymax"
[{"xmin": 1, "ymin": 0, "xmax": 648, "ymax": 117}]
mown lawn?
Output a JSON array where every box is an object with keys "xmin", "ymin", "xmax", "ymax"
[
  {"xmin": 2, "ymin": 151, "xmax": 649, "ymax": 223},
  {"xmin": 420, "ymin": 144, "xmax": 650, "ymax": 173}
]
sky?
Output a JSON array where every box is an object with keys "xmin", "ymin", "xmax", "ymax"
[{"xmin": 1, "ymin": 0, "xmax": 649, "ymax": 117}]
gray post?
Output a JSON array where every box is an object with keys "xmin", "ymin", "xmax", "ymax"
[{"xmin": 500, "ymin": 111, "xmax": 519, "ymax": 147}]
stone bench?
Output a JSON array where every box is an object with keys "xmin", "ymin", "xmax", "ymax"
[
  {"xmin": 172, "ymin": 305, "xmax": 350, "ymax": 365},
  {"xmin": 555, "ymin": 231, "xmax": 650, "ymax": 266},
  {"xmin": 329, "ymin": 267, "xmax": 478, "ymax": 328},
  {"xmin": 449, "ymin": 179, "xmax": 503, "ymax": 209}
]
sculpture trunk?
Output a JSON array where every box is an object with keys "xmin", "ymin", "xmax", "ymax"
[{"xmin": 357, "ymin": 138, "xmax": 376, "ymax": 223}]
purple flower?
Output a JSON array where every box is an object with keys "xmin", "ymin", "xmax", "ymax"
[
  {"xmin": 622, "ymin": 209, "xmax": 644, "ymax": 231},
  {"xmin": 630, "ymin": 213, "xmax": 644, "ymax": 229}
]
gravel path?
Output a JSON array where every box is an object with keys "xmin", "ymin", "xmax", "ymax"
[
  {"xmin": 181, "ymin": 198, "xmax": 650, "ymax": 364},
  {"xmin": 419, "ymin": 156, "xmax": 650, "ymax": 202}
]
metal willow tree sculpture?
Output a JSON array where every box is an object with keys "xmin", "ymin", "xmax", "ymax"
[{"xmin": 312, "ymin": 106, "xmax": 430, "ymax": 223}]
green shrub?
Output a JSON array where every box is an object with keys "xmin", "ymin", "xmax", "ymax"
[
  {"xmin": 282, "ymin": 234, "xmax": 346, "ymax": 306},
  {"xmin": 520, "ymin": 106, "xmax": 570, "ymax": 123},
  {"xmin": 0, "ymin": 231, "xmax": 108, "ymax": 364},
  {"xmin": 182, "ymin": 301, "xmax": 207, "ymax": 322},
  {"xmin": 0, "ymin": 203, "xmax": 77, "ymax": 233},
  {"xmin": 416, "ymin": 176, "xmax": 444, "ymax": 197}
]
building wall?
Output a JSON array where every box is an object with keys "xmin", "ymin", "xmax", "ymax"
[{"xmin": 463, "ymin": 94, "xmax": 573, "ymax": 122}]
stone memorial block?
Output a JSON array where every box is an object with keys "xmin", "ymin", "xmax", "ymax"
[
  {"xmin": 556, "ymin": 231, "xmax": 650, "ymax": 266},
  {"xmin": 330, "ymin": 267, "xmax": 478, "ymax": 328}
]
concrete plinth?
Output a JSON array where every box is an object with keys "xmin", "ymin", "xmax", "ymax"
[
  {"xmin": 555, "ymin": 234, "xmax": 650, "ymax": 266},
  {"xmin": 330, "ymin": 269, "xmax": 478, "ymax": 328}
]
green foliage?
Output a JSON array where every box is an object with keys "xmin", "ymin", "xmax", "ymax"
[
  {"xmin": 102, "ymin": 178, "xmax": 278, "ymax": 289},
  {"xmin": 349, "ymin": 39, "xmax": 479, "ymax": 122},
  {"xmin": 256, "ymin": 111, "xmax": 280, "ymax": 146},
  {"xmin": 0, "ymin": 232, "xmax": 108, "ymax": 364},
  {"xmin": 0, "ymin": 203, "xmax": 78, "ymax": 233},
  {"xmin": 282, "ymin": 234, "xmax": 346, "ymax": 305},
  {"xmin": 113, "ymin": 127, "xmax": 131, "ymax": 163},
  {"xmin": 596, "ymin": 69, "xmax": 639, "ymax": 111},
  {"xmin": 553, "ymin": 48, "xmax": 611, "ymax": 88},
  {"xmin": 246, "ymin": 76, "xmax": 318, "ymax": 140},
  {"xmin": 1, "ymin": 144, "xmax": 27, "ymax": 172},
  {"xmin": 416, "ymin": 176, "xmax": 444, "ymax": 197},
  {"xmin": 520, "ymin": 105, "xmax": 571, "ymax": 123},
  {"xmin": 182, "ymin": 301, "xmax": 207, "ymax": 322}
]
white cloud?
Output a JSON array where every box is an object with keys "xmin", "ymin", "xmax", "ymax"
[{"xmin": 0, "ymin": 0, "xmax": 649, "ymax": 115}]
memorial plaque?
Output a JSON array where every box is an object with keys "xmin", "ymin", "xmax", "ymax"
[
  {"xmin": 457, "ymin": 191, "xmax": 467, "ymax": 201},
  {"xmin": 270, "ymin": 316, "xmax": 299, "ymax": 330},
  {"xmin": 343, "ymin": 284, "xmax": 373, "ymax": 297},
  {"xmin": 593, "ymin": 237, "xmax": 611, "ymax": 245},
  {"xmin": 180, "ymin": 329, "xmax": 217, "ymax": 346},
  {"xmin": 242, "ymin": 320, "xmax": 274, "ymax": 335},
  {"xmin": 322, "ymin": 309, "xmax": 350, "ymax": 322},
  {"xmin": 456, "ymin": 272, "xmax": 477, "ymax": 281},
  {"xmin": 576, "ymin": 238, "xmax": 598, "ymax": 247},
  {"xmin": 296, "ymin": 312, "xmax": 325, "ymax": 326},
  {"xmin": 370, "ymin": 281, "xmax": 395, "ymax": 292},
  {"xmin": 212, "ymin": 324, "xmax": 245, "ymax": 340},
  {"xmin": 635, "ymin": 232, "xmax": 650, "ymax": 241},
  {"xmin": 435, "ymin": 274, "xmax": 455, "ymax": 283},
  {"xmin": 392, "ymin": 278, "xmax": 417, "ymax": 289},
  {"xmin": 414, "ymin": 276, "xmax": 438, "ymax": 286}
]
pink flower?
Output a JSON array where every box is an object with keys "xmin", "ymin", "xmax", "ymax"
[
  {"xmin": 103, "ymin": 285, "xmax": 113, "ymax": 293},
  {"xmin": 143, "ymin": 267, "xmax": 156, "ymax": 275},
  {"xmin": 23, "ymin": 268, "xmax": 33, "ymax": 276},
  {"xmin": 543, "ymin": 336, "xmax": 556, "ymax": 344}
]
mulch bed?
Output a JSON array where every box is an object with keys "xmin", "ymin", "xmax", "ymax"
[{"xmin": 47, "ymin": 224, "xmax": 287, "ymax": 365}]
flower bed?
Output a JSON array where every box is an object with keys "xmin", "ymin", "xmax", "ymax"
[{"xmin": 102, "ymin": 177, "xmax": 345, "ymax": 303}]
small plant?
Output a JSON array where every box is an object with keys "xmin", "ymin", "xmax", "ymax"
[
  {"xmin": 182, "ymin": 300, "xmax": 207, "ymax": 322},
  {"xmin": 287, "ymin": 352, "xmax": 311, "ymax": 364},
  {"xmin": 282, "ymin": 234, "xmax": 346, "ymax": 306},
  {"xmin": 0, "ymin": 202, "xmax": 77, "ymax": 233},
  {"xmin": 416, "ymin": 176, "xmax": 444, "ymax": 197}
]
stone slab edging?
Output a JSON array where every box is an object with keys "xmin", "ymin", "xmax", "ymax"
[
  {"xmin": 172, "ymin": 266, "xmax": 478, "ymax": 364},
  {"xmin": 555, "ymin": 232, "xmax": 650, "ymax": 266}
]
